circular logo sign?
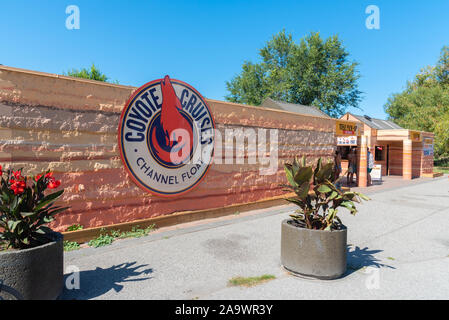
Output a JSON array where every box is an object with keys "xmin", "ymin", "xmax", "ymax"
[{"xmin": 118, "ymin": 76, "xmax": 215, "ymax": 197}]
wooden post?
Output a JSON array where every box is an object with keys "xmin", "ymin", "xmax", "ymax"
[
  {"xmin": 403, "ymin": 139, "xmax": 413, "ymax": 180},
  {"xmin": 358, "ymin": 135, "xmax": 368, "ymax": 187}
]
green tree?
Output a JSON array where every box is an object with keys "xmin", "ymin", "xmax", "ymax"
[
  {"xmin": 385, "ymin": 46, "xmax": 449, "ymax": 159},
  {"xmin": 64, "ymin": 63, "xmax": 111, "ymax": 82},
  {"xmin": 225, "ymin": 30, "xmax": 362, "ymax": 118}
]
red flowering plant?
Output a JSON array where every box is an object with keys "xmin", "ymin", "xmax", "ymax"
[{"xmin": 0, "ymin": 165, "xmax": 68, "ymax": 250}]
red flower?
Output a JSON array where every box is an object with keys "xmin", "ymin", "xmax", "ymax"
[
  {"xmin": 10, "ymin": 179, "xmax": 26, "ymax": 195},
  {"xmin": 12, "ymin": 170, "xmax": 23, "ymax": 180},
  {"xmin": 34, "ymin": 174, "xmax": 42, "ymax": 181},
  {"xmin": 47, "ymin": 177, "xmax": 61, "ymax": 189},
  {"xmin": 0, "ymin": 165, "xmax": 2, "ymax": 177},
  {"xmin": 45, "ymin": 172, "xmax": 53, "ymax": 179}
]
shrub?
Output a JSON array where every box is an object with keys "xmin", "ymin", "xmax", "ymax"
[
  {"xmin": 0, "ymin": 166, "xmax": 68, "ymax": 249},
  {"xmin": 282, "ymin": 156, "xmax": 369, "ymax": 230}
]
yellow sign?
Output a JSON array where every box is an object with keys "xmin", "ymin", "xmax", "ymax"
[
  {"xmin": 410, "ymin": 131, "xmax": 422, "ymax": 142},
  {"xmin": 424, "ymin": 138, "xmax": 433, "ymax": 145},
  {"xmin": 336, "ymin": 121, "xmax": 359, "ymax": 136}
]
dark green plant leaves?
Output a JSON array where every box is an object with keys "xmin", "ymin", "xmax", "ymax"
[
  {"xmin": 294, "ymin": 167, "xmax": 313, "ymax": 185},
  {"xmin": 281, "ymin": 156, "xmax": 369, "ymax": 230},
  {"xmin": 0, "ymin": 170, "xmax": 68, "ymax": 250},
  {"xmin": 315, "ymin": 163, "xmax": 334, "ymax": 183},
  {"xmin": 284, "ymin": 164, "xmax": 297, "ymax": 188},
  {"xmin": 296, "ymin": 181, "xmax": 310, "ymax": 200},
  {"xmin": 317, "ymin": 184, "xmax": 332, "ymax": 194},
  {"xmin": 34, "ymin": 190, "xmax": 64, "ymax": 211}
]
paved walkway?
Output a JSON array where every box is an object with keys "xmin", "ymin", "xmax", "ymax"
[
  {"xmin": 62, "ymin": 175, "xmax": 449, "ymax": 300},
  {"xmin": 343, "ymin": 175, "xmax": 439, "ymax": 195}
]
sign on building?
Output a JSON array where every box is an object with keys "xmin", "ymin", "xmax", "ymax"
[
  {"xmin": 337, "ymin": 136, "xmax": 358, "ymax": 146},
  {"xmin": 409, "ymin": 131, "xmax": 422, "ymax": 142},
  {"xmin": 336, "ymin": 120, "xmax": 359, "ymax": 136},
  {"xmin": 423, "ymin": 138, "xmax": 434, "ymax": 156},
  {"xmin": 118, "ymin": 76, "xmax": 215, "ymax": 197}
]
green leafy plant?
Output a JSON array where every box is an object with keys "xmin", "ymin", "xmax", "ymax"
[
  {"xmin": 118, "ymin": 225, "xmax": 156, "ymax": 239},
  {"xmin": 87, "ymin": 225, "xmax": 157, "ymax": 248},
  {"xmin": 282, "ymin": 156, "xmax": 369, "ymax": 230},
  {"xmin": 66, "ymin": 223, "xmax": 84, "ymax": 232},
  {"xmin": 88, "ymin": 229, "xmax": 115, "ymax": 248},
  {"xmin": 0, "ymin": 165, "xmax": 68, "ymax": 249},
  {"xmin": 63, "ymin": 241, "xmax": 80, "ymax": 252}
]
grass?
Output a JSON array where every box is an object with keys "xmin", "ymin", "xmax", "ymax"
[
  {"xmin": 63, "ymin": 241, "xmax": 81, "ymax": 251},
  {"xmin": 66, "ymin": 224, "xmax": 84, "ymax": 232},
  {"xmin": 88, "ymin": 225, "xmax": 156, "ymax": 248},
  {"xmin": 116, "ymin": 225, "xmax": 156, "ymax": 239},
  {"xmin": 228, "ymin": 274, "xmax": 276, "ymax": 287},
  {"xmin": 3, "ymin": 224, "xmax": 158, "ymax": 251},
  {"xmin": 434, "ymin": 166, "xmax": 449, "ymax": 174}
]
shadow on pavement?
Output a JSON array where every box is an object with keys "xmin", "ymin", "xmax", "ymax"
[
  {"xmin": 61, "ymin": 261, "xmax": 153, "ymax": 300},
  {"xmin": 345, "ymin": 245, "xmax": 395, "ymax": 277}
]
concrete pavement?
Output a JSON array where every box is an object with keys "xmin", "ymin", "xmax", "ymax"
[{"xmin": 62, "ymin": 175, "xmax": 449, "ymax": 300}]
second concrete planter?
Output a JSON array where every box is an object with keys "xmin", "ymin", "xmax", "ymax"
[{"xmin": 281, "ymin": 219, "xmax": 347, "ymax": 280}]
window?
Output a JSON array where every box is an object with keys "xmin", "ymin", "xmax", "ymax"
[{"xmin": 375, "ymin": 146, "xmax": 384, "ymax": 161}]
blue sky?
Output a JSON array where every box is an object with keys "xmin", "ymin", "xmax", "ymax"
[{"xmin": 1, "ymin": 0, "xmax": 448, "ymax": 119}]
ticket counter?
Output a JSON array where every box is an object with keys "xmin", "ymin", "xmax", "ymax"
[
  {"xmin": 335, "ymin": 120, "xmax": 367, "ymax": 187},
  {"xmin": 340, "ymin": 113, "xmax": 434, "ymax": 180}
]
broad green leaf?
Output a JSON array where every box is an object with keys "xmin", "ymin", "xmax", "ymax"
[
  {"xmin": 34, "ymin": 190, "xmax": 64, "ymax": 212},
  {"xmin": 294, "ymin": 167, "xmax": 313, "ymax": 185},
  {"xmin": 357, "ymin": 193, "xmax": 371, "ymax": 201},
  {"xmin": 284, "ymin": 164, "xmax": 297, "ymax": 187},
  {"xmin": 296, "ymin": 181, "xmax": 310, "ymax": 200},
  {"xmin": 36, "ymin": 226, "xmax": 53, "ymax": 235},
  {"xmin": 317, "ymin": 184, "xmax": 332, "ymax": 193},
  {"xmin": 20, "ymin": 212, "xmax": 36, "ymax": 218},
  {"xmin": 316, "ymin": 163, "xmax": 333, "ymax": 183},
  {"xmin": 7, "ymin": 220, "xmax": 21, "ymax": 232},
  {"xmin": 47, "ymin": 206, "xmax": 70, "ymax": 216},
  {"xmin": 329, "ymin": 191, "xmax": 338, "ymax": 200},
  {"xmin": 292, "ymin": 158, "xmax": 300, "ymax": 173}
]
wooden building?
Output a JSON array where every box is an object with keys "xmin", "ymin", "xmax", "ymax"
[{"xmin": 340, "ymin": 113, "xmax": 435, "ymax": 184}]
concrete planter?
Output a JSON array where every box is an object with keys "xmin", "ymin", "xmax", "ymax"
[
  {"xmin": 281, "ymin": 219, "xmax": 347, "ymax": 280},
  {"xmin": 0, "ymin": 233, "xmax": 63, "ymax": 300}
]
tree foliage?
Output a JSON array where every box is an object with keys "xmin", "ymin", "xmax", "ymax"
[
  {"xmin": 64, "ymin": 63, "xmax": 111, "ymax": 82},
  {"xmin": 225, "ymin": 30, "xmax": 362, "ymax": 118},
  {"xmin": 385, "ymin": 46, "xmax": 449, "ymax": 159}
]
